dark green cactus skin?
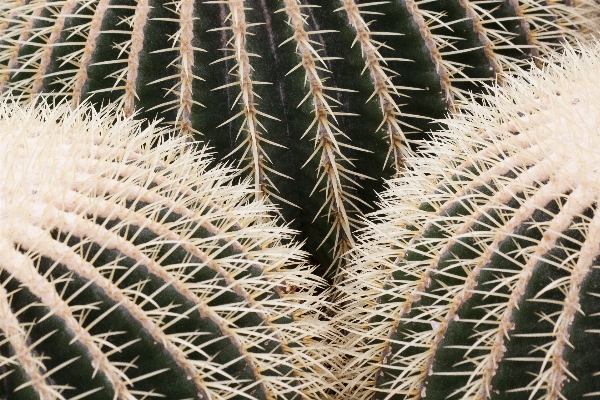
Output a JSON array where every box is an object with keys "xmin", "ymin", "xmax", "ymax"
[
  {"xmin": 0, "ymin": 200, "xmax": 311, "ymax": 399},
  {"xmin": 0, "ymin": 0, "xmax": 594, "ymax": 277},
  {"xmin": 336, "ymin": 164, "xmax": 600, "ymax": 398}
]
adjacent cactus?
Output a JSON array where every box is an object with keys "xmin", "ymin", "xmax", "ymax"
[
  {"xmin": 0, "ymin": 0, "xmax": 597, "ymax": 276},
  {"xmin": 335, "ymin": 41, "xmax": 600, "ymax": 398},
  {"xmin": 0, "ymin": 99, "xmax": 334, "ymax": 399}
]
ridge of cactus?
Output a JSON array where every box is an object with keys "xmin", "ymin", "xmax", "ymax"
[
  {"xmin": 334, "ymin": 40, "xmax": 600, "ymax": 399},
  {"xmin": 0, "ymin": 98, "xmax": 335, "ymax": 399},
  {"xmin": 0, "ymin": 0, "xmax": 598, "ymax": 278}
]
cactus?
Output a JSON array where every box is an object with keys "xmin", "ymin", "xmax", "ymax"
[
  {"xmin": 334, "ymin": 41, "xmax": 600, "ymax": 398},
  {"xmin": 0, "ymin": 99, "xmax": 334, "ymax": 399},
  {"xmin": 0, "ymin": 0, "xmax": 597, "ymax": 277}
]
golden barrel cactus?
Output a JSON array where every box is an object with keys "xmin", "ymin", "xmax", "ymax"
[
  {"xmin": 0, "ymin": 0, "xmax": 598, "ymax": 277},
  {"xmin": 334, "ymin": 41, "xmax": 600, "ymax": 399},
  {"xmin": 0, "ymin": 100, "xmax": 334, "ymax": 399}
]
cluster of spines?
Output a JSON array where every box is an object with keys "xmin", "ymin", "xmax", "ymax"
[
  {"xmin": 0, "ymin": 100, "xmax": 335, "ymax": 399},
  {"xmin": 333, "ymin": 42, "xmax": 600, "ymax": 399}
]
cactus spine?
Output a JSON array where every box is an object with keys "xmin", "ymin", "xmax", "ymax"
[
  {"xmin": 334, "ymin": 41, "xmax": 600, "ymax": 399},
  {"xmin": 0, "ymin": 0, "xmax": 597, "ymax": 277},
  {"xmin": 0, "ymin": 99, "xmax": 333, "ymax": 399}
]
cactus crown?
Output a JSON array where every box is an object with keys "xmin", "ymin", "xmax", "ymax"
[
  {"xmin": 0, "ymin": 99, "xmax": 333, "ymax": 399},
  {"xmin": 335, "ymin": 40, "xmax": 600, "ymax": 399},
  {"xmin": 1, "ymin": 0, "xmax": 598, "ymax": 276}
]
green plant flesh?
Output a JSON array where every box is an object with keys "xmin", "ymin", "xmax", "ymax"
[
  {"xmin": 0, "ymin": 0, "xmax": 596, "ymax": 277},
  {"xmin": 0, "ymin": 100, "xmax": 332, "ymax": 399}
]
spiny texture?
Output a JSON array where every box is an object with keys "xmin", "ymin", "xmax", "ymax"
[
  {"xmin": 334, "ymin": 41, "xmax": 600, "ymax": 399},
  {"xmin": 0, "ymin": 0, "xmax": 597, "ymax": 277},
  {"xmin": 0, "ymin": 100, "xmax": 334, "ymax": 399}
]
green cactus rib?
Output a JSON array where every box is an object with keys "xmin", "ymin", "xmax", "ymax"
[
  {"xmin": 334, "ymin": 42, "xmax": 600, "ymax": 399},
  {"xmin": 0, "ymin": 0, "xmax": 597, "ymax": 277},
  {"xmin": 0, "ymin": 100, "xmax": 334, "ymax": 399}
]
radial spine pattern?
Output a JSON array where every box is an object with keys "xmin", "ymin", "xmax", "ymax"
[
  {"xmin": 335, "ymin": 41, "xmax": 600, "ymax": 399},
  {"xmin": 0, "ymin": 100, "xmax": 333, "ymax": 399},
  {"xmin": 0, "ymin": 0, "xmax": 597, "ymax": 277}
]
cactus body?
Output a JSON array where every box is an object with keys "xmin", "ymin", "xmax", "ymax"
[
  {"xmin": 0, "ymin": 100, "xmax": 332, "ymax": 399},
  {"xmin": 0, "ymin": 0, "xmax": 597, "ymax": 276},
  {"xmin": 335, "ymin": 42, "xmax": 600, "ymax": 399}
]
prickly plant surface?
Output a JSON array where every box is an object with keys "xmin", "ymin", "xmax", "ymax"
[
  {"xmin": 0, "ymin": 100, "xmax": 333, "ymax": 400},
  {"xmin": 0, "ymin": 0, "xmax": 597, "ymax": 276},
  {"xmin": 334, "ymin": 41, "xmax": 600, "ymax": 399}
]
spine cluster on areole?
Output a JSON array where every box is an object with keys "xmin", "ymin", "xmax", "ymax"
[
  {"xmin": 457, "ymin": 0, "xmax": 502, "ymax": 77},
  {"xmin": 404, "ymin": 0, "xmax": 456, "ymax": 107},
  {"xmin": 0, "ymin": 0, "xmax": 39, "ymax": 93},
  {"xmin": 71, "ymin": 0, "xmax": 110, "ymax": 106},
  {"xmin": 121, "ymin": 0, "xmax": 150, "ymax": 117},
  {"xmin": 0, "ymin": 284, "xmax": 55, "ymax": 400},
  {"xmin": 29, "ymin": 0, "xmax": 78, "ymax": 95},
  {"xmin": 171, "ymin": 0, "xmax": 197, "ymax": 136},
  {"xmin": 509, "ymin": 0, "xmax": 588, "ymax": 66}
]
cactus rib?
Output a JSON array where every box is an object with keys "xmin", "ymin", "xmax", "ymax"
[
  {"xmin": 0, "ymin": 284, "xmax": 62, "ymax": 400},
  {"xmin": 282, "ymin": 0, "xmax": 371, "ymax": 273},
  {"xmin": 121, "ymin": 0, "xmax": 150, "ymax": 117},
  {"xmin": 207, "ymin": 0, "xmax": 273, "ymax": 202},
  {"xmin": 0, "ymin": 238, "xmax": 142, "ymax": 400},
  {"xmin": 337, "ymin": 0, "xmax": 410, "ymax": 173}
]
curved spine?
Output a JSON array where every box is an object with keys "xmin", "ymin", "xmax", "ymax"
[{"xmin": 337, "ymin": 0, "xmax": 410, "ymax": 173}]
